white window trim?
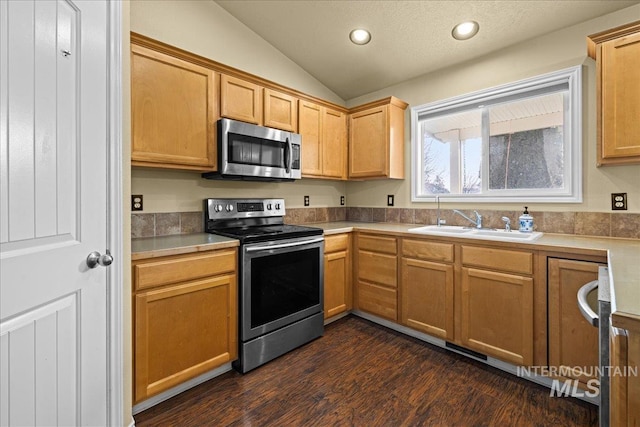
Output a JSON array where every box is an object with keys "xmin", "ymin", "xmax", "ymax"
[{"xmin": 411, "ymin": 66, "xmax": 582, "ymax": 203}]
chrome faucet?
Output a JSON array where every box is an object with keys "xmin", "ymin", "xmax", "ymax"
[
  {"xmin": 501, "ymin": 216, "xmax": 511, "ymax": 232},
  {"xmin": 436, "ymin": 195, "xmax": 445, "ymax": 226},
  {"xmin": 453, "ymin": 209, "xmax": 482, "ymax": 229}
]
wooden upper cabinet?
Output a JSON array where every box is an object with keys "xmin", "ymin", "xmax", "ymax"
[
  {"xmin": 299, "ymin": 100, "xmax": 347, "ymax": 179},
  {"xmin": 299, "ymin": 100, "xmax": 323, "ymax": 176},
  {"xmin": 588, "ymin": 21, "xmax": 640, "ymax": 165},
  {"xmin": 349, "ymin": 96, "xmax": 408, "ymax": 179},
  {"xmin": 264, "ymin": 88, "xmax": 298, "ymax": 132},
  {"xmin": 322, "ymin": 108, "xmax": 347, "ymax": 179},
  {"xmin": 220, "ymin": 74, "xmax": 262, "ymax": 125},
  {"xmin": 131, "ymin": 43, "xmax": 216, "ymax": 171}
]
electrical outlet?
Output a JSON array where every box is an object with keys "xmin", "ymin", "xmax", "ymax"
[
  {"xmin": 132, "ymin": 194, "xmax": 143, "ymax": 211},
  {"xmin": 304, "ymin": 195, "xmax": 310, "ymax": 207},
  {"xmin": 387, "ymin": 195, "xmax": 394, "ymax": 207},
  {"xmin": 340, "ymin": 196, "xmax": 345, "ymax": 206},
  {"xmin": 611, "ymin": 193, "xmax": 627, "ymax": 210}
]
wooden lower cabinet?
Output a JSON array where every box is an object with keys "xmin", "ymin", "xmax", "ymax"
[
  {"xmin": 609, "ymin": 316, "xmax": 640, "ymax": 426},
  {"xmin": 133, "ymin": 249, "xmax": 238, "ymax": 403},
  {"xmin": 400, "ymin": 239, "xmax": 454, "ymax": 340},
  {"xmin": 460, "ymin": 267, "xmax": 534, "ymax": 366},
  {"xmin": 355, "ymin": 233, "xmax": 398, "ymax": 321},
  {"xmin": 324, "ymin": 234, "xmax": 352, "ymax": 319},
  {"xmin": 548, "ymin": 258, "xmax": 602, "ymax": 389}
]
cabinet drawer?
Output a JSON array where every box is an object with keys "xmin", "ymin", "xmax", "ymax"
[
  {"xmin": 402, "ymin": 239, "xmax": 453, "ymax": 263},
  {"xmin": 134, "ymin": 250, "xmax": 236, "ymax": 291},
  {"xmin": 358, "ymin": 250, "xmax": 397, "ymax": 288},
  {"xmin": 358, "ymin": 234, "xmax": 397, "ymax": 254},
  {"xmin": 461, "ymin": 245, "xmax": 532, "ymax": 275},
  {"xmin": 325, "ymin": 233, "xmax": 349, "ymax": 253},
  {"xmin": 357, "ymin": 281, "xmax": 397, "ymax": 321}
]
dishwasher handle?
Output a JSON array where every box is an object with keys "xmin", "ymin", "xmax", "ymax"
[{"xmin": 577, "ymin": 280, "xmax": 599, "ymax": 327}]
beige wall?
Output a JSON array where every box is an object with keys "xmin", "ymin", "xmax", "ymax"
[
  {"xmin": 130, "ymin": 0, "xmax": 344, "ymax": 105},
  {"xmin": 130, "ymin": 0, "xmax": 347, "ymax": 211},
  {"xmin": 346, "ymin": 4, "xmax": 640, "ymax": 213},
  {"xmin": 132, "ymin": 168, "xmax": 347, "ymax": 212},
  {"xmin": 130, "ymin": 1, "xmax": 640, "ymax": 214}
]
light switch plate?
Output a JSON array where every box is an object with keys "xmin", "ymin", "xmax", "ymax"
[{"xmin": 387, "ymin": 195, "xmax": 394, "ymax": 206}]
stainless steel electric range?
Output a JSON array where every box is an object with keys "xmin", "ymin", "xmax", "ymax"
[{"xmin": 205, "ymin": 198, "xmax": 324, "ymax": 373}]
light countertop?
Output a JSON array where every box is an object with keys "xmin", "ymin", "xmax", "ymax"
[{"xmin": 131, "ymin": 233, "xmax": 238, "ymax": 261}]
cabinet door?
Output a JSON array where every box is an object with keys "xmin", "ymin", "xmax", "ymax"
[
  {"xmin": 134, "ymin": 274, "xmax": 237, "ymax": 403},
  {"xmin": 325, "ymin": 250, "xmax": 351, "ymax": 319},
  {"xmin": 349, "ymin": 106, "xmax": 389, "ymax": 178},
  {"xmin": 322, "ymin": 107, "xmax": 347, "ymax": 179},
  {"xmin": 324, "ymin": 234, "xmax": 351, "ymax": 319},
  {"xmin": 601, "ymin": 32, "xmax": 640, "ymax": 163},
  {"xmin": 264, "ymin": 88, "xmax": 298, "ymax": 132},
  {"xmin": 548, "ymin": 258, "xmax": 600, "ymax": 389},
  {"xmin": 609, "ymin": 325, "xmax": 628, "ymax": 426},
  {"xmin": 401, "ymin": 258, "xmax": 454, "ymax": 340},
  {"xmin": 299, "ymin": 100, "xmax": 323, "ymax": 176},
  {"xmin": 131, "ymin": 44, "xmax": 215, "ymax": 170},
  {"xmin": 220, "ymin": 74, "xmax": 262, "ymax": 124},
  {"xmin": 461, "ymin": 267, "xmax": 534, "ymax": 366}
]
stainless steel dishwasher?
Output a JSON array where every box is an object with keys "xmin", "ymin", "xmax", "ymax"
[{"xmin": 577, "ymin": 266, "xmax": 610, "ymax": 427}]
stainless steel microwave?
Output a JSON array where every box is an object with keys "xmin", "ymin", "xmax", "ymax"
[{"xmin": 202, "ymin": 118, "xmax": 301, "ymax": 181}]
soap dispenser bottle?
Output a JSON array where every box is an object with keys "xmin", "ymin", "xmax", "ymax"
[{"xmin": 519, "ymin": 206, "xmax": 534, "ymax": 233}]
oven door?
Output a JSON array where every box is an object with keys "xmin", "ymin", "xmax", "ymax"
[{"xmin": 240, "ymin": 235, "xmax": 324, "ymax": 341}]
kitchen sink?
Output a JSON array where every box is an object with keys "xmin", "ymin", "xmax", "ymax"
[
  {"xmin": 407, "ymin": 225, "xmax": 543, "ymax": 242},
  {"xmin": 408, "ymin": 225, "xmax": 474, "ymax": 234},
  {"xmin": 472, "ymin": 229, "xmax": 543, "ymax": 242}
]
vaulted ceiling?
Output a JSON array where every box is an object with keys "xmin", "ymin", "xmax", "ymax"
[{"xmin": 216, "ymin": 0, "xmax": 639, "ymax": 100}]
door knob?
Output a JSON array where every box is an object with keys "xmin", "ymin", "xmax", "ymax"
[{"xmin": 86, "ymin": 250, "xmax": 113, "ymax": 269}]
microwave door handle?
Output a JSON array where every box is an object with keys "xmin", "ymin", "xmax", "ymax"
[{"xmin": 284, "ymin": 137, "xmax": 291, "ymax": 174}]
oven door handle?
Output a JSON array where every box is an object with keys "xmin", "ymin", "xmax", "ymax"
[{"xmin": 245, "ymin": 237, "xmax": 324, "ymax": 252}]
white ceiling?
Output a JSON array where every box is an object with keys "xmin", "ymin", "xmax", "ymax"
[{"xmin": 215, "ymin": 0, "xmax": 639, "ymax": 100}]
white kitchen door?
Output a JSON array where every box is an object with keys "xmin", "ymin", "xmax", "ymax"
[{"xmin": 0, "ymin": 0, "xmax": 116, "ymax": 425}]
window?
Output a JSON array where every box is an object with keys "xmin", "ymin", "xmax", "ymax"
[{"xmin": 411, "ymin": 66, "xmax": 582, "ymax": 203}]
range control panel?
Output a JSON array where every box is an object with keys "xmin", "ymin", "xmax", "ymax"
[{"xmin": 206, "ymin": 198, "xmax": 285, "ymax": 220}]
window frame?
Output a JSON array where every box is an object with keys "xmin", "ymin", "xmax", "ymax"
[{"xmin": 410, "ymin": 66, "xmax": 582, "ymax": 203}]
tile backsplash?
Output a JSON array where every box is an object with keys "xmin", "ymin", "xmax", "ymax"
[{"xmin": 131, "ymin": 207, "xmax": 639, "ymax": 240}]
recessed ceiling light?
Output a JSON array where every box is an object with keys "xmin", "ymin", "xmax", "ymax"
[
  {"xmin": 349, "ymin": 28, "xmax": 371, "ymax": 45},
  {"xmin": 452, "ymin": 21, "xmax": 479, "ymax": 40}
]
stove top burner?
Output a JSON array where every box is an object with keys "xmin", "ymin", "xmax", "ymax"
[{"xmin": 210, "ymin": 224, "xmax": 323, "ymax": 244}]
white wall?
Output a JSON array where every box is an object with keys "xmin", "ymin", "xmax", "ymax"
[{"xmin": 345, "ymin": 4, "xmax": 640, "ymax": 213}]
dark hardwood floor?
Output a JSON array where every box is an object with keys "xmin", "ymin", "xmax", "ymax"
[{"xmin": 134, "ymin": 316, "xmax": 598, "ymax": 426}]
